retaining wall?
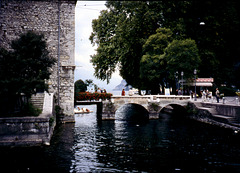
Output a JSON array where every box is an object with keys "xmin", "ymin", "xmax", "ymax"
[
  {"xmin": 187, "ymin": 102, "xmax": 240, "ymax": 131},
  {"xmin": 0, "ymin": 93, "xmax": 56, "ymax": 146}
]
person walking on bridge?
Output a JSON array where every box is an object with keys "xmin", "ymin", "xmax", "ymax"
[
  {"xmin": 215, "ymin": 88, "xmax": 220, "ymax": 103},
  {"xmin": 121, "ymin": 89, "xmax": 125, "ymax": 96}
]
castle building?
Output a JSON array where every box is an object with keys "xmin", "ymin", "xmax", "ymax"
[{"xmin": 0, "ymin": 0, "xmax": 77, "ymax": 122}]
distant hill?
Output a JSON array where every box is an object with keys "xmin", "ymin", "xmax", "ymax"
[{"xmin": 113, "ymin": 80, "xmax": 130, "ymax": 91}]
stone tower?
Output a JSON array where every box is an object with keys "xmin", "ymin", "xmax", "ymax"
[{"xmin": 0, "ymin": 0, "xmax": 77, "ymax": 122}]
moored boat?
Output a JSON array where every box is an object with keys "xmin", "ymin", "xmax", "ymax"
[{"xmin": 74, "ymin": 107, "xmax": 93, "ymax": 114}]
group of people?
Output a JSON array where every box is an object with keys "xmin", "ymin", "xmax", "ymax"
[
  {"xmin": 121, "ymin": 87, "xmax": 221, "ymax": 103},
  {"xmin": 192, "ymin": 88, "xmax": 220, "ymax": 103},
  {"xmin": 121, "ymin": 88, "xmax": 136, "ymax": 96},
  {"xmin": 201, "ymin": 89, "xmax": 210, "ymax": 102},
  {"xmin": 76, "ymin": 107, "xmax": 91, "ymax": 113},
  {"xmin": 200, "ymin": 88, "xmax": 220, "ymax": 103},
  {"xmin": 97, "ymin": 88, "xmax": 107, "ymax": 93},
  {"xmin": 89, "ymin": 88, "xmax": 107, "ymax": 93}
]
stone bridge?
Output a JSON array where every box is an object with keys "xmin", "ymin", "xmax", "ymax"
[{"xmin": 102, "ymin": 95, "xmax": 191, "ymax": 120}]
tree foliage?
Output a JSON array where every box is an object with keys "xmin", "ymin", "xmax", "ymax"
[
  {"xmin": 140, "ymin": 28, "xmax": 200, "ymax": 93},
  {"xmin": 74, "ymin": 79, "xmax": 99, "ymax": 96},
  {"xmin": 0, "ymin": 31, "xmax": 56, "ymax": 97},
  {"xmin": 90, "ymin": 1, "xmax": 162, "ymax": 88},
  {"xmin": 89, "ymin": 1, "xmax": 240, "ymax": 90},
  {"xmin": 0, "ymin": 31, "xmax": 56, "ymax": 115},
  {"xmin": 165, "ymin": 39, "xmax": 200, "ymax": 80},
  {"xmin": 74, "ymin": 79, "xmax": 88, "ymax": 93},
  {"xmin": 140, "ymin": 28, "xmax": 173, "ymax": 93}
]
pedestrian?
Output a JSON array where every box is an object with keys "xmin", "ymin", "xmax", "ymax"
[
  {"xmin": 128, "ymin": 88, "xmax": 133, "ymax": 96},
  {"xmin": 202, "ymin": 90, "xmax": 206, "ymax": 102},
  {"xmin": 97, "ymin": 88, "xmax": 101, "ymax": 93},
  {"xmin": 178, "ymin": 89, "xmax": 182, "ymax": 95},
  {"xmin": 121, "ymin": 89, "xmax": 125, "ymax": 96},
  {"xmin": 189, "ymin": 90, "xmax": 193, "ymax": 99},
  {"xmin": 215, "ymin": 88, "xmax": 220, "ymax": 103},
  {"xmin": 206, "ymin": 89, "xmax": 209, "ymax": 101}
]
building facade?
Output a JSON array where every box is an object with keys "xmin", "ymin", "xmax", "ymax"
[{"xmin": 0, "ymin": 0, "xmax": 77, "ymax": 122}]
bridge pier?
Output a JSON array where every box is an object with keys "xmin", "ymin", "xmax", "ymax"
[
  {"xmin": 148, "ymin": 102, "xmax": 161, "ymax": 119},
  {"xmin": 102, "ymin": 101, "xmax": 116, "ymax": 120}
]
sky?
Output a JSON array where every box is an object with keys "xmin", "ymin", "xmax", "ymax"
[{"xmin": 75, "ymin": 1, "xmax": 123, "ymax": 91}]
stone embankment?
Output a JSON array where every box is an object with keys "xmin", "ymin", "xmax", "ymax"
[
  {"xmin": 188, "ymin": 99, "xmax": 240, "ymax": 131},
  {"xmin": 0, "ymin": 93, "xmax": 56, "ymax": 147}
]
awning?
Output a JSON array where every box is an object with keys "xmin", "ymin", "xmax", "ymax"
[
  {"xmin": 186, "ymin": 82, "xmax": 213, "ymax": 87},
  {"xmin": 183, "ymin": 78, "xmax": 214, "ymax": 87},
  {"xmin": 195, "ymin": 82, "xmax": 213, "ymax": 87},
  {"xmin": 196, "ymin": 78, "xmax": 214, "ymax": 83}
]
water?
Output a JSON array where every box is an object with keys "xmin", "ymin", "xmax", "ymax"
[{"xmin": 1, "ymin": 104, "xmax": 240, "ymax": 172}]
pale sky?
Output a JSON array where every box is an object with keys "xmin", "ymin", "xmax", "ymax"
[{"xmin": 75, "ymin": 1, "xmax": 122, "ymax": 91}]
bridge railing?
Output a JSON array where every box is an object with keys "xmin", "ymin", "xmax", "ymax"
[{"xmin": 111, "ymin": 95, "xmax": 191, "ymax": 100}]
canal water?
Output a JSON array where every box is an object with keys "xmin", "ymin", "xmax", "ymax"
[{"xmin": 1, "ymin": 104, "xmax": 240, "ymax": 172}]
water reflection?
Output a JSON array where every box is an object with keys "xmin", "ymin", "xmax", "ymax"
[
  {"xmin": 70, "ymin": 104, "xmax": 240, "ymax": 173},
  {"xmin": 1, "ymin": 104, "xmax": 240, "ymax": 172},
  {"xmin": 0, "ymin": 122, "xmax": 75, "ymax": 173},
  {"xmin": 69, "ymin": 104, "xmax": 240, "ymax": 172},
  {"xmin": 71, "ymin": 105, "xmax": 102, "ymax": 172}
]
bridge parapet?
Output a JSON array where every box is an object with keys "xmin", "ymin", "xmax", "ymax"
[{"xmin": 112, "ymin": 95, "xmax": 190, "ymax": 100}]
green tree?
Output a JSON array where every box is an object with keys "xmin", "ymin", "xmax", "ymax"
[
  {"xmin": 90, "ymin": 1, "xmax": 240, "ymax": 89},
  {"xmin": 140, "ymin": 28, "xmax": 173, "ymax": 93},
  {"xmin": 0, "ymin": 31, "xmax": 56, "ymax": 115},
  {"xmin": 90, "ymin": 1, "xmax": 163, "ymax": 88},
  {"xmin": 74, "ymin": 79, "xmax": 87, "ymax": 93},
  {"xmin": 74, "ymin": 79, "xmax": 99, "ymax": 96},
  {"xmin": 164, "ymin": 39, "xmax": 201, "ymax": 80},
  {"xmin": 140, "ymin": 28, "xmax": 200, "ymax": 93},
  {"xmin": 161, "ymin": 1, "xmax": 240, "ymax": 87}
]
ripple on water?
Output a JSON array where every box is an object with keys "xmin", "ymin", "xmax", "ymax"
[{"xmin": 60, "ymin": 105, "xmax": 240, "ymax": 172}]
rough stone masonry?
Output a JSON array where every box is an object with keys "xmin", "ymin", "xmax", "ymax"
[{"xmin": 0, "ymin": 0, "xmax": 77, "ymax": 122}]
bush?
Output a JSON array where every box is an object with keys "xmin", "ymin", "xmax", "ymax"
[
  {"xmin": 0, "ymin": 102, "xmax": 41, "ymax": 117},
  {"xmin": 21, "ymin": 102, "xmax": 42, "ymax": 117},
  {"xmin": 219, "ymin": 86, "xmax": 236, "ymax": 96},
  {"xmin": 55, "ymin": 105, "xmax": 63, "ymax": 116}
]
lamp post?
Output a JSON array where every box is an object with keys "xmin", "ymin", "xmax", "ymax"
[
  {"xmin": 175, "ymin": 71, "xmax": 178, "ymax": 90},
  {"xmin": 181, "ymin": 71, "xmax": 184, "ymax": 95},
  {"xmin": 194, "ymin": 69, "xmax": 197, "ymax": 101}
]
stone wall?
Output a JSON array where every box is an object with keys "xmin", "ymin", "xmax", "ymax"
[
  {"xmin": 187, "ymin": 102, "xmax": 240, "ymax": 131},
  {"xmin": 0, "ymin": 92, "xmax": 56, "ymax": 146},
  {"xmin": 0, "ymin": 0, "xmax": 76, "ymax": 122}
]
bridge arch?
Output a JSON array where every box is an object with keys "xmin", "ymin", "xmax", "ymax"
[
  {"xmin": 160, "ymin": 104, "xmax": 188, "ymax": 115},
  {"xmin": 102, "ymin": 96, "xmax": 190, "ymax": 120},
  {"xmin": 115, "ymin": 103, "xmax": 149, "ymax": 123}
]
